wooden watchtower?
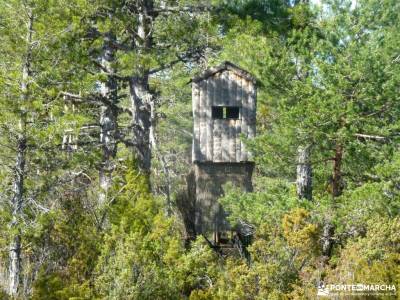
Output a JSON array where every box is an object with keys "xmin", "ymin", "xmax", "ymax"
[{"xmin": 191, "ymin": 61, "xmax": 256, "ymax": 244}]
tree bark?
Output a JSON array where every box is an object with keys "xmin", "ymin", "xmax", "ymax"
[
  {"xmin": 321, "ymin": 222, "xmax": 334, "ymax": 257},
  {"xmin": 98, "ymin": 32, "xmax": 119, "ymax": 205},
  {"xmin": 296, "ymin": 145, "xmax": 312, "ymax": 200},
  {"xmin": 332, "ymin": 143, "xmax": 343, "ymax": 198},
  {"xmin": 128, "ymin": 1, "xmax": 154, "ymax": 174},
  {"xmin": 9, "ymin": 136, "xmax": 26, "ymax": 297},
  {"xmin": 321, "ymin": 143, "xmax": 343, "ymax": 258},
  {"xmin": 149, "ymin": 101, "xmax": 172, "ymax": 214},
  {"xmin": 129, "ymin": 77, "xmax": 152, "ymax": 173},
  {"xmin": 176, "ymin": 170, "xmax": 197, "ymax": 246},
  {"xmin": 9, "ymin": 9, "xmax": 32, "ymax": 297}
]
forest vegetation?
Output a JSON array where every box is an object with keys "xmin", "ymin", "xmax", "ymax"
[{"xmin": 0, "ymin": 0, "xmax": 399, "ymax": 299}]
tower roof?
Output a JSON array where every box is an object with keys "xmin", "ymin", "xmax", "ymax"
[{"xmin": 191, "ymin": 61, "xmax": 256, "ymax": 84}]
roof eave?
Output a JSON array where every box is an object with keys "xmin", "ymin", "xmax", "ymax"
[{"xmin": 191, "ymin": 61, "xmax": 256, "ymax": 84}]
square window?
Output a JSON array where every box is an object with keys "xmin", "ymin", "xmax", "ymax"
[
  {"xmin": 212, "ymin": 106, "xmax": 223, "ymax": 119},
  {"xmin": 226, "ymin": 107, "xmax": 240, "ymax": 119}
]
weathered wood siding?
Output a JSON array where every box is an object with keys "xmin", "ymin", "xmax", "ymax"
[
  {"xmin": 192, "ymin": 69, "xmax": 256, "ymax": 163},
  {"xmin": 192, "ymin": 82, "xmax": 200, "ymax": 161},
  {"xmin": 193, "ymin": 162, "xmax": 254, "ymax": 234}
]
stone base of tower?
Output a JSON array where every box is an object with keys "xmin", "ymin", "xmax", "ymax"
[{"xmin": 192, "ymin": 162, "xmax": 254, "ymax": 241}]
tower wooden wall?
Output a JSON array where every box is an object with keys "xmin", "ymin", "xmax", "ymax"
[
  {"xmin": 192, "ymin": 61, "xmax": 256, "ymax": 163},
  {"xmin": 190, "ymin": 62, "xmax": 256, "ymax": 241}
]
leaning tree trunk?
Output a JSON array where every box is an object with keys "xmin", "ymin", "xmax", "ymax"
[
  {"xmin": 98, "ymin": 32, "xmax": 118, "ymax": 205},
  {"xmin": 9, "ymin": 10, "xmax": 32, "ymax": 297},
  {"xmin": 149, "ymin": 100, "xmax": 172, "ymax": 214},
  {"xmin": 296, "ymin": 145, "xmax": 312, "ymax": 200}
]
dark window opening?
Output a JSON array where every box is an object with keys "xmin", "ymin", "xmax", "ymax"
[
  {"xmin": 226, "ymin": 107, "xmax": 240, "ymax": 119},
  {"xmin": 212, "ymin": 106, "xmax": 240, "ymax": 120},
  {"xmin": 212, "ymin": 106, "xmax": 223, "ymax": 119}
]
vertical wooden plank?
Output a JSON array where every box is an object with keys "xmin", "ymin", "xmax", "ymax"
[
  {"xmin": 235, "ymin": 74, "xmax": 242, "ymax": 162},
  {"xmin": 192, "ymin": 83, "xmax": 200, "ymax": 162},
  {"xmin": 199, "ymin": 80, "xmax": 207, "ymax": 161},
  {"xmin": 235, "ymin": 119, "xmax": 241, "ymax": 162},
  {"xmin": 206, "ymin": 78, "xmax": 214, "ymax": 161},
  {"xmin": 226, "ymin": 71, "xmax": 236, "ymax": 161},
  {"xmin": 221, "ymin": 71, "xmax": 230, "ymax": 106},
  {"xmin": 235, "ymin": 75, "xmax": 242, "ymax": 107},
  {"xmin": 247, "ymin": 81, "xmax": 256, "ymax": 138},
  {"xmin": 221, "ymin": 120, "xmax": 229, "ymax": 161},
  {"xmin": 229, "ymin": 119, "xmax": 236, "ymax": 161},
  {"xmin": 241, "ymin": 78, "xmax": 249, "ymax": 161},
  {"xmin": 247, "ymin": 82, "xmax": 256, "ymax": 161},
  {"xmin": 213, "ymin": 120, "xmax": 222, "ymax": 162},
  {"xmin": 229, "ymin": 71, "xmax": 239, "ymax": 106},
  {"xmin": 213, "ymin": 72, "xmax": 223, "ymax": 106}
]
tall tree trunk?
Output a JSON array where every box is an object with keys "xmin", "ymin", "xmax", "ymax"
[
  {"xmin": 321, "ymin": 222, "xmax": 334, "ymax": 257},
  {"xmin": 9, "ymin": 10, "xmax": 32, "ymax": 297},
  {"xmin": 296, "ymin": 145, "xmax": 312, "ymax": 200},
  {"xmin": 129, "ymin": 77, "xmax": 151, "ymax": 173},
  {"xmin": 9, "ymin": 136, "xmax": 26, "ymax": 297},
  {"xmin": 129, "ymin": 1, "xmax": 154, "ymax": 174},
  {"xmin": 332, "ymin": 143, "xmax": 343, "ymax": 197},
  {"xmin": 98, "ymin": 32, "xmax": 118, "ymax": 205},
  {"xmin": 149, "ymin": 101, "xmax": 172, "ymax": 214},
  {"xmin": 322, "ymin": 143, "xmax": 344, "ymax": 258}
]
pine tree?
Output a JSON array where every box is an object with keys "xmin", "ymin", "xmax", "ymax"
[{"xmin": 0, "ymin": 0, "xmax": 89, "ymax": 296}]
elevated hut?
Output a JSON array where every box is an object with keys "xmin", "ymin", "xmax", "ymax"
[{"xmin": 191, "ymin": 61, "xmax": 256, "ymax": 243}]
